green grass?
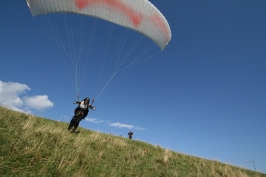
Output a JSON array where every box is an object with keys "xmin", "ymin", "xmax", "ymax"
[{"xmin": 0, "ymin": 106, "xmax": 265, "ymax": 177}]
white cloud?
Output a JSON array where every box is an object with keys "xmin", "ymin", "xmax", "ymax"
[{"xmin": 0, "ymin": 80, "xmax": 53, "ymax": 113}]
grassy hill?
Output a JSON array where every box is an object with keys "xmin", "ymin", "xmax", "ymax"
[{"xmin": 0, "ymin": 106, "xmax": 265, "ymax": 177}]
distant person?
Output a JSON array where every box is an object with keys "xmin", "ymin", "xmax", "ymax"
[
  {"xmin": 128, "ymin": 131, "xmax": 133, "ymax": 139},
  {"xmin": 68, "ymin": 97, "xmax": 96, "ymax": 132}
]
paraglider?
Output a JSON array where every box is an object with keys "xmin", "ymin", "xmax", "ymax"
[
  {"xmin": 68, "ymin": 97, "xmax": 96, "ymax": 132},
  {"xmin": 26, "ymin": 0, "xmax": 171, "ymax": 130}
]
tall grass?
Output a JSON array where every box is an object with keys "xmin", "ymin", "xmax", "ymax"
[{"xmin": 0, "ymin": 106, "xmax": 265, "ymax": 177}]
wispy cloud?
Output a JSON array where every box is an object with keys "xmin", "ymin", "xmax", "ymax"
[
  {"xmin": 109, "ymin": 122, "xmax": 134, "ymax": 129},
  {"xmin": 85, "ymin": 117, "xmax": 144, "ymax": 130},
  {"xmin": 0, "ymin": 80, "xmax": 54, "ymax": 113},
  {"xmin": 109, "ymin": 122, "xmax": 145, "ymax": 130},
  {"xmin": 85, "ymin": 117, "xmax": 105, "ymax": 123}
]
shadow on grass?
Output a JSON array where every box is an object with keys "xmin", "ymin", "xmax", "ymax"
[{"xmin": 71, "ymin": 131, "xmax": 81, "ymax": 134}]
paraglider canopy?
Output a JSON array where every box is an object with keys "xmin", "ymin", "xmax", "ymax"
[{"xmin": 26, "ymin": 0, "xmax": 171, "ymax": 50}]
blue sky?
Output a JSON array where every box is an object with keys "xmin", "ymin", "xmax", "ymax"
[{"xmin": 1, "ymin": 0, "xmax": 266, "ymax": 173}]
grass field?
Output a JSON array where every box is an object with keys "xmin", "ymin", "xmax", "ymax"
[{"xmin": 0, "ymin": 106, "xmax": 265, "ymax": 177}]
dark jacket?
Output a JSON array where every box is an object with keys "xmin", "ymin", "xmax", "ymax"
[{"xmin": 74, "ymin": 100, "xmax": 95, "ymax": 118}]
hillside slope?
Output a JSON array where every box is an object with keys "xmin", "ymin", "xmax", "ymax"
[{"xmin": 0, "ymin": 106, "xmax": 265, "ymax": 177}]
